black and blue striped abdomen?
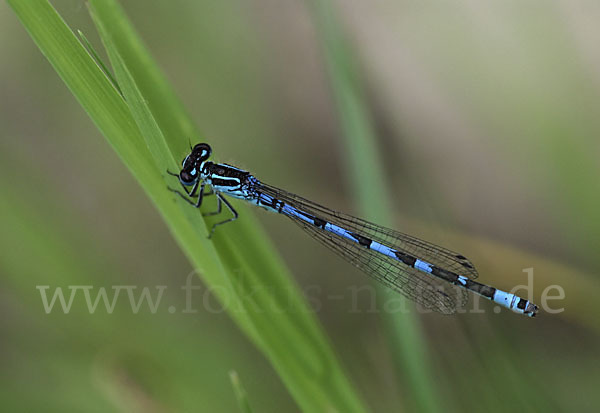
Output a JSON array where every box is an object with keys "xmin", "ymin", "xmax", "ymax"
[{"xmin": 254, "ymin": 188, "xmax": 537, "ymax": 316}]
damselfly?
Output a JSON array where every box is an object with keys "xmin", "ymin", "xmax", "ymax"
[{"xmin": 168, "ymin": 143, "xmax": 538, "ymax": 317}]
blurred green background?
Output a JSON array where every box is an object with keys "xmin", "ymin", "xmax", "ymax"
[{"xmin": 1, "ymin": 0, "xmax": 599, "ymax": 412}]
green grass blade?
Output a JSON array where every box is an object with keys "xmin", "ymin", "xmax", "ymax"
[
  {"xmin": 8, "ymin": 0, "xmax": 367, "ymax": 411},
  {"xmin": 86, "ymin": 3, "xmax": 367, "ymax": 410},
  {"xmin": 77, "ymin": 29, "xmax": 122, "ymax": 96},
  {"xmin": 309, "ymin": 1, "xmax": 442, "ymax": 411},
  {"xmin": 88, "ymin": 0, "xmax": 200, "ymax": 157},
  {"xmin": 229, "ymin": 371, "xmax": 254, "ymax": 413}
]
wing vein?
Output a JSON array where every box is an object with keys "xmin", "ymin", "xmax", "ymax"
[{"xmin": 257, "ymin": 182, "xmax": 473, "ymax": 314}]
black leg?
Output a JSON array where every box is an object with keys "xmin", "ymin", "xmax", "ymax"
[
  {"xmin": 166, "ymin": 169, "xmax": 215, "ymax": 199},
  {"xmin": 202, "ymin": 195, "xmax": 222, "ymax": 216},
  {"xmin": 188, "ymin": 181, "xmax": 200, "ymax": 198},
  {"xmin": 168, "ymin": 181, "xmax": 203, "ymax": 207},
  {"xmin": 207, "ymin": 194, "xmax": 238, "ymax": 238}
]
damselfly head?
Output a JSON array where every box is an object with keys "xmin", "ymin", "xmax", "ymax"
[{"xmin": 178, "ymin": 143, "xmax": 212, "ymax": 186}]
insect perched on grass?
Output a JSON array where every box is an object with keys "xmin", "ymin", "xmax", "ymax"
[{"xmin": 168, "ymin": 143, "xmax": 538, "ymax": 317}]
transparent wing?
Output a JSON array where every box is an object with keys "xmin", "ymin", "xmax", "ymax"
[{"xmin": 258, "ymin": 183, "xmax": 478, "ymax": 314}]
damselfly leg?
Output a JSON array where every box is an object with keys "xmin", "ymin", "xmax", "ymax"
[
  {"xmin": 202, "ymin": 195, "xmax": 222, "ymax": 216},
  {"xmin": 167, "ymin": 169, "xmax": 238, "ymax": 238},
  {"xmin": 206, "ymin": 194, "xmax": 238, "ymax": 238}
]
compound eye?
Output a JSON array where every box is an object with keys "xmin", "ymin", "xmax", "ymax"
[
  {"xmin": 182, "ymin": 154, "xmax": 190, "ymax": 168},
  {"xmin": 193, "ymin": 143, "xmax": 212, "ymax": 161},
  {"xmin": 179, "ymin": 170, "xmax": 197, "ymax": 186}
]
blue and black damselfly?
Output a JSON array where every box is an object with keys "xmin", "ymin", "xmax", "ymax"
[{"xmin": 168, "ymin": 143, "xmax": 538, "ymax": 317}]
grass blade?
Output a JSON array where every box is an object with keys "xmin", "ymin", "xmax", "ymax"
[
  {"xmin": 229, "ymin": 371, "xmax": 254, "ymax": 413},
  {"xmin": 8, "ymin": 0, "xmax": 367, "ymax": 411},
  {"xmin": 309, "ymin": 1, "xmax": 442, "ymax": 411},
  {"xmin": 77, "ymin": 29, "xmax": 122, "ymax": 96}
]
